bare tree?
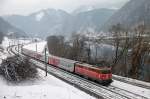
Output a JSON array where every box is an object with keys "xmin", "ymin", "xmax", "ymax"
[
  {"xmin": 129, "ymin": 24, "xmax": 150, "ymax": 79},
  {"xmin": 69, "ymin": 34, "xmax": 86, "ymax": 61},
  {"xmin": 109, "ymin": 24, "xmax": 124, "ymax": 70},
  {"xmin": 47, "ymin": 35, "xmax": 66, "ymax": 57},
  {"xmin": 109, "ymin": 24, "xmax": 132, "ymax": 76},
  {"xmin": 92, "ymin": 35, "xmax": 105, "ymax": 64}
]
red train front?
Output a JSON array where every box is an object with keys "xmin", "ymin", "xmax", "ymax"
[{"xmin": 75, "ymin": 63, "xmax": 112, "ymax": 85}]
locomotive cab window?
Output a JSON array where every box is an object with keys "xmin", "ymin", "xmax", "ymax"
[{"xmin": 100, "ymin": 70, "xmax": 111, "ymax": 74}]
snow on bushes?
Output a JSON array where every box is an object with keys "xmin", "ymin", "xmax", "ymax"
[{"xmin": 0, "ymin": 56, "xmax": 38, "ymax": 82}]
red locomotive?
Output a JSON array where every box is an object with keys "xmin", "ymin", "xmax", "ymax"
[
  {"xmin": 22, "ymin": 48, "xmax": 112, "ymax": 85},
  {"xmin": 75, "ymin": 63, "xmax": 112, "ymax": 84}
]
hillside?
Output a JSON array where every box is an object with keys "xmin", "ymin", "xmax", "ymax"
[
  {"xmin": 68, "ymin": 8, "xmax": 115, "ymax": 34},
  {"xmin": 3, "ymin": 8, "xmax": 115, "ymax": 38},
  {"xmin": 102, "ymin": 0, "xmax": 150, "ymax": 31},
  {"xmin": 0, "ymin": 17, "xmax": 26, "ymax": 37}
]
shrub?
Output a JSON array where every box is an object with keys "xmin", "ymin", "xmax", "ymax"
[{"xmin": 0, "ymin": 56, "xmax": 38, "ymax": 82}]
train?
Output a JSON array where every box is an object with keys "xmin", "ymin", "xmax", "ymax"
[{"xmin": 22, "ymin": 47, "xmax": 112, "ymax": 85}]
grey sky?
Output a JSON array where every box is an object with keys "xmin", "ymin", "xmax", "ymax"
[{"xmin": 0, "ymin": 0, "xmax": 129, "ymax": 16}]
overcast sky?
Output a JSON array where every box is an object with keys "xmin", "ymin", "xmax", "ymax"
[{"xmin": 0, "ymin": 0, "xmax": 129, "ymax": 16}]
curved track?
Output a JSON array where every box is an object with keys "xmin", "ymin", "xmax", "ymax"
[{"xmin": 8, "ymin": 45, "xmax": 149, "ymax": 99}]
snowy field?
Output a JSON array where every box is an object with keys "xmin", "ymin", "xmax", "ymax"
[
  {"xmin": 1, "ymin": 37, "xmax": 31, "ymax": 49},
  {"xmin": 0, "ymin": 69, "xmax": 95, "ymax": 99},
  {"xmin": 23, "ymin": 41, "xmax": 47, "ymax": 53}
]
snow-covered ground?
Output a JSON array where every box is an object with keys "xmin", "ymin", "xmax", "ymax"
[
  {"xmin": 111, "ymin": 80, "xmax": 150, "ymax": 98},
  {"xmin": 113, "ymin": 75, "xmax": 150, "ymax": 88},
  {"xmin": 0, "ymin": 69, "xmax": 95, "ymax": 99},
  {"xmin": 2, "ymin": 37, "xmax": 31, "ymax": 49},
  {"xmin": 23, "ymin": 41, "xmax": 47, "ymax": 53},
  {"xmin": 0, "ymin": 52, "xmax": 7, "ymax": 63}
]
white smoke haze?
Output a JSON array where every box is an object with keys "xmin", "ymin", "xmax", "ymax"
[{"xmin": 0, "ymin": 0, "xmax": 129, "ymax": 16}]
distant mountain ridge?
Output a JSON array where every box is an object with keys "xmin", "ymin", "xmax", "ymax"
[
  {"xmin": 0, "ymin": 17, "xmax": 26, "ymax": 37},
  {"xmin": 72, "ymin": 5, "xmax": 96, "ymax": 14},
  {"xmin": 102, "ymin": 0, "xmax": 150, "ymax": 31},
  {"xmin": 3, "ymin": 8, "xmax": 115, "ymax": 38}
]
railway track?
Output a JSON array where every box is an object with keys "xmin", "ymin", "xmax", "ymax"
[
  {"xmin": 8, "ymin": 45, "xmax": 149, "ymax": 99},
  {"xmin": 112, "ymin": 75, "xmax": 150, "ymax": 90},
  {"xmin": 7, "ymin": 45, "xmax": 15, "ymax": 56},
  {"xmin": 108, "ymin": 85, "xmax": 148, "ymax": 99}
]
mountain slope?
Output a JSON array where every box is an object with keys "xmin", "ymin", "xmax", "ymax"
[
  {"xmin": 3, "ymin": 8, "xmax": 115, "ymax": 38},
  {"xmin": 4, "ymin": 9, "xmax": 72, "ymax": 38},
  {"xmin": 72, "ymin": 8, "xmax": 115, "ymax": 33},
  {"xmin": 102, "ymin": 0, "xmax": 150, "ymax": 31},
  {"xmin": 0, "ymin": 17, "xmax": 26, "ymax": 37}
]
